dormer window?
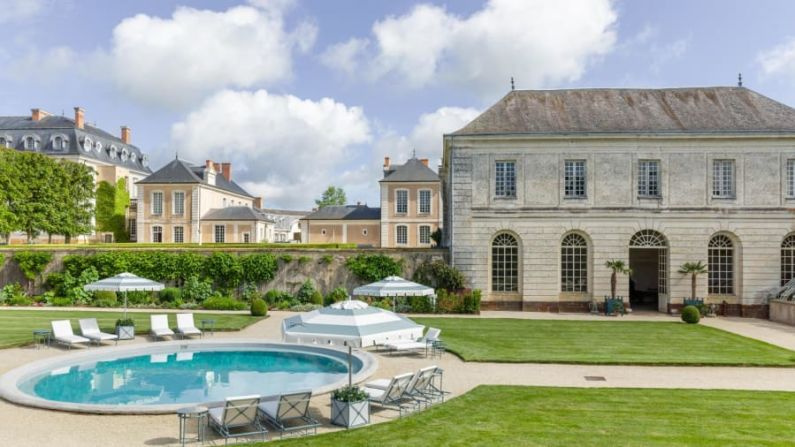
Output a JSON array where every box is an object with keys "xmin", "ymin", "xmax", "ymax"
[
  {"xmin": 94, "ymin": 141, "xmax": 102, "ymax": 153},
  {"xmin": 121, "ymin": 147, "xmax": 129, "ymax": 162},
  {"xmin": 0, "ymin": 135, "xmax": 12, "ymax": 148},
  {"xmin": 82, "ymin": 137, "xmax": 92, "ymax": 152},
  {"xmin": 108, "ymin": 144, "xmax": 117, "ymax": 159},
  {"xmin": 23, "ymin": 135, "xmax": 40, "ymax": 150},
  {"xmin": 51, "ymin": 135, "xmax": 69, "ymax": 151},
  {"xmin": 142, "ymin": 154, "xmax": 149, "ymax": 167}
]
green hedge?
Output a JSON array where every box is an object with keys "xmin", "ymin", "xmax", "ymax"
[{"xmin": 0, "ymin": 243, "xmax": 357, "ymax": 251}]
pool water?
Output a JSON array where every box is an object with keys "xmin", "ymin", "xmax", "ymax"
[{"xmin": 18, "ymin": 348, "xmax": 355, "ymax": 406}]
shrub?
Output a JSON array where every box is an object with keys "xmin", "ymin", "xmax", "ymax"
[
  {"xmin": 435, "ymin": 289, "xmax": 481, "ymax": 314},
  {"xmin": 412, "ymin": 260, "xmax": 465, "ymax": 292},
  {"xmin": 345, "ymin": 254, "xmax": 403, "ymax": 282},
  {"xmin": 240, "ymin": 253, "xmax": 277, "ymax": 284},
  {"xmin": 298, "ymin": 255, "xmax": 312, "ymax": 265},
  {"xmin": 310, "ymin": 290, "xmax": 323, "ymax": 305},
  {"xmin": 0, "ymin": 283, "xmax": 26, "ymax": 305},
  {"xmin": 93, "ymin": 291, "xmax": 118, "ymax": 308},
  {"xmin": 13, "ymin": 251, "xmax": 53, "ymax": 292},
  {"xmin": 264, "ymin": 289, "xmax": 283, "ymax": 306},
  {"xmin": 204, "ymin": 253, "xmax": 243, "ymax": 289},
  {"xmin": 277, "ymin": 300, "xmax": 293, "ymax": 310},
  {"xmin": 182, "ymin": 276, "xmax": 213, "ymax": 303},
  {"xmin": 296, "ymin": 280, "xmax": 317, "ymax": 304},
  {"xmin": 279, "ymin": 254, "xmax": 293, "ymax": 263},
  {"xmin": 681, "ymin": 305, "xmax": 701, "ymax": 324},
  {"xmin": 50, "ymin": 296, "xmax": 73, "ymax": 307},
  {"xmin": 370, "ymin": 300, "xmax": 392, "ymax": 310},
  {"xmin": 332, "ymin": 385, "xmax": 368, "ymax": 402},
  {"xmin": 115, "ymin": 318, "xmax": 135, "ymax": 328},
  {"xmin": 324, "ymin": 287, "xmax": 349, "ymax": 306},
  {"xmin": 407, "ymin": 296, "xmax": 434, "ymax": 313},
  {"xmin": 202, "ymin": 294, "xmax": 247, "ymax": 311},
  {"xmin": 290, "ymin": 303, "xmax": 322, "ymax": 312},
  {"xmin": 251, "ymin": 298, "xmax": 268, "ymax": 316},
  {"xmin": 7, "ymin": 293, "xmax": 33, "ymax": 306},
  {"xmin": 462, "ymin": 289, "xmax": 482, "ymax": 314},
  {"xmin": 241, "ymin": 283, "xmax": 263, "ymax": 303},
  {"xmin": 158, "ymin": 288, "xmax": 182, "ymax": 304},
  {"xmin": 430, "ymin": 228, "xmax": 442, "ymax": 247},
  {"xmin": 319, "ymin": 254, "xmax": 334, "ymax": 264}
]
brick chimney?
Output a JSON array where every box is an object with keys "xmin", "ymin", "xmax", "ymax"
[
  {"xmin": 31, "ymin": 108, "xmax": 50, "ymax": 121},
  {"xmin": 420, "ymin": 158, "xmax": 429, "ymax": 167},
  {"xmin": 253, "ymin": 197, "xmax": 262, "ymax": 209},
  {"xmin": 120, "ymin": 126, "xmax": 131, "ymax": 144},
  {"xmin": 220, "ymin": 162, "xmax": 231, "ymax": 181},
  {"xmin": 74, "ymin": 107, "xmax": 85, "ymax": 129},
  {"xmin": 383, "ymin": 156, "xmax": 390, "ymax": 169}
]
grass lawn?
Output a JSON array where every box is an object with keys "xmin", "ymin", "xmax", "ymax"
[
  {"xmin": 413, "ymin": 317, "xmax": 795, "ymax": 366},
  {"xmin": 0, "ymin": 309, "xmax": 262, "ymax": 349},
  {"xmin": 266, "ymin": 386, "xmax": 795, "ymax": 447}
]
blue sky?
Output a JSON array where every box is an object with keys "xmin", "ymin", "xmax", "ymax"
[{"xmin": 2, "ymin": 0, "xmax": 795, "ymax": 209}]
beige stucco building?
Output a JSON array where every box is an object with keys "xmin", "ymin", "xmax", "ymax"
[
  {"xmin": 442, "ymin": 87, "xmax": 795, "ymax": 317},
  {"xmin": 300, "ymin": 204, "xmax": 381, "ymax": 245},
  {"xmin": 136, "ymin": 159, "xmax": 274, "ymax": 243}
]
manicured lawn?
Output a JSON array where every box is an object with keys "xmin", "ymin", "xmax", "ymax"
[
  {"xmin": 267, "ymin": 386, "xmax": 795, "ymax": 447},
  {"xmin": 0, "ymin": 309, "xmax": 262, "ymax": 349},
  {"xmin": 413, "ymin": 317, "xmax": 795, "ymax": 366}
]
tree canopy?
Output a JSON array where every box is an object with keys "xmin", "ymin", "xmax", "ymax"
[{"xmin": 315, "ymin": 185, "xmax": 347, "ymax": 208}]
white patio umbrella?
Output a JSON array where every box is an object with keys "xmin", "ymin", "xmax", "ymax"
[
  {"xmin": 282, "ymin": 298, "xmax": 425, "ymax": 385},
  {"xmin": 352, "ymin": 276, "xmax": 435, "ymax": 311},
  {"xmin": 84, "ymin": 272, "xmax": 165, "ymax": 318}
]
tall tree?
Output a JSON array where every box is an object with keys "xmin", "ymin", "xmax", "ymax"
[
  {"xmin": 0, "ymin": 149, "xmax": 19, "ymax": 243},
  {"xmin": 96, "ymin": 178, "xmax": 130, "ymax": 242},
  {"xmin": 12, "ymin": 152, "xmax": 58, "ymax": 242},
  {"xmin": 315, "ymin": 185, "xmax": 347, "ymax": 208},
  {"xmin": 58, "ymin": 161, "xmax": 95, "ymax": 243}
]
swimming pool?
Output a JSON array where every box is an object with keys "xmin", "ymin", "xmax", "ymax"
[{"xmin": 0, "ymin": 340, "xmax": 377, "ymax": 414}]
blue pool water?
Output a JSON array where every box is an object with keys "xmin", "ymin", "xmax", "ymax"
[{"xmin": 18, "ymin": 348, "xmax": 356, "ymax": 406}]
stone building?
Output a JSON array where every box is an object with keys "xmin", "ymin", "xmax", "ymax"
[
  {"xmin": 441, "ymin": 87, "xmax": 795, "ymax": 317},
  {"xmin": 260, "ymin": 208, "xmax": 309, "ymax": 242},
  {"xmin": 135, "ymin": 158, "xmax": 274, "ymax": 243},
  {"xmin": 300, "ymin": 204, "xmax": 381, "ymax": 245}
]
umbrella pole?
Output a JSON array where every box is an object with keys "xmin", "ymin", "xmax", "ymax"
[
  {"xmin": 348, "ymin": 345, "xmax": 352, "ymax": 387},
  {"xmin": 123, "ymin": 291, "xmax": 128, "ymax": 320}
]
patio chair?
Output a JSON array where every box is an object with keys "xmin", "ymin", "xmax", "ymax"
[
  {"xmin": 51, "ymin": 320, "xmax": 90, "ymax": 349},
  {"xmin": 366, "ymin": 365, "xmax": 441, "ymax": 407},
  {"xmin": 175, "ymin": 313, "xmax": 202, "ymax": 339},
  {"xmin": 78, "ymin": 318, "xmax": 118, "ymax": 345},
  {"xmin": 258, "ymin": 391, "xmax": 320, "ymax": 438},
  {"xmin": 363, "ymin": 372, "xmax": 418, "ymax": 417},
  {"xmin": 383, "ymin": 328, "xmax": 441, "ymax": 356},
  {"xmin": 149, "ymin": 314, "xmax": 175, "ymax": 340},
  {"xmin": 208, "ymin": 395, "xmax": 268, "ymax": 445}
]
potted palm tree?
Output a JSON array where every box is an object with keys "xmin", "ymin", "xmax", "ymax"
[
  {"xmin": 604, "ymin": 259, "xmax": 632, "ymax": 314},
  {"xmin": 678, "ymin": 261, "xmax": 707, "ymax": 310}
]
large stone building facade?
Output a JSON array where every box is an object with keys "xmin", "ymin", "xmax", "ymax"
[{"xmin": 442, "ymin": 87, "xmax": 795, "ymax": 317}]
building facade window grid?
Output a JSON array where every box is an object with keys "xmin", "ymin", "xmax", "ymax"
[
  {"xmin": 491, "ymin": 233, "xmax": 519, "ymax": 292},
  {"xmin": 152, "ymin": 192, "xmax": 163, "ymax": 215},
  {"xmin": 782, "ymin": 235, "xmax": 795, "ymax": 286},
  {"xmin": 788, "ymin": 159, "xmax": 795, "ymax": 198},
  {"xmin": 418, "ymin": 189, "xmax": 431, "ymax": 214},
  {"xmin": 638, "ymin": 160, "xmax": 660, "ymax": 197},
  {"xmin": 712, "ymin": 159, "xmax": 735, "ymax": 198},
  {"xmin": 128, "ymin": 219, "xmax": 136, "ymax": 239},
  {"xmin": 419, "ymin": 225, "xmax": 431, "ymax": 245},
  {"xmin": 152, "ymin": 226, "xmax": 162, "ymax": 243},
  {"xmin": 564, "ymin": 160, "xmax": 586, "ymax": 198},
  {"xmin": 708, "ymin": 234, "xmax": 734, "ymax": 295},
  {"xmin": 396, "ymin": 225, "xmax": 408, "ymax": 245},
  {"xmin": 173, "ymin": 191, "xmax": 185, "ymax": 216},
  {"xmin": 395, "ymin": 190, "xmax": 408, "ymax": 214},
  {"xmin": 173, "ymin": 226, "xmax": 184, "ymax": 243},
  {"xmin": 214, "ymin": 225, "xmax": 225, "ymax": 243},
  {"xmin": 560, "ymin": 233, "xmax": 588, "ymax": 292},
  {"xmin": 495, "ymin": 161, "xmax": 516, "ymax": 198}
]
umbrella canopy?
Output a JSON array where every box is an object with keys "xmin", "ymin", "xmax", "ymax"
[
  {"xmin": 282, "ymin": 299, "xmax": 424, "ymax": 348},
  {"xmin": 84, "ymin": 272, "xmax": 165, "ymax": 318},
  {"xmin": 352, "ymin": 276, "xmax": 434, "ymax": 297}
]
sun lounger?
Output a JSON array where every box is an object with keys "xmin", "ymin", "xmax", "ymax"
[
  {"xmin": 51, "ymin": 320, "xmax": 90, "ymax": 349},
  {"xmin": 363, "ymin": 372, "xmax": 418, "ymax": 417},
  {"xmin": 150, "ymin": 314, "xmax": 175, "ymax": 340},
  {"xmin": 209, "ymin": 395, "xmax": 268, "ymax": 445},
  {"xmin": 258, "ymin": 390, "xmax": 319, "ymax": 438},
  {"xmin": 78, "ymin": 318, "xmax": 118, "ymax": 345},
  {"xmin": 176, "ymin": 313, "xmax": 202, "ymax": 339},
  {"xmin": 383, "ymin": 328, "xmax": 441, "ymax": 356},
  {"xmin": 366, "ymin": 366, "xmax": 441, "ymax": 408}
]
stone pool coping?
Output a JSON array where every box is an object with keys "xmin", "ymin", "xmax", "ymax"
[{"xmin": 0, "ymin": 339, "xmax": 378, "ymax": 415}]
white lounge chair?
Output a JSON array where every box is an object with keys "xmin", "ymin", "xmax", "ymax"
[
  {"xmin": 366, "ymin": 366, "xmax": 441, "ymax": 408},
  {"xmin": 51, "ymin": 320, "xmax": 90, "ymax": 349},
  {"xmin": 383, "ymin": 328, "xmax": 441, "ymax": 356},
  {"xmin": 78, "ymin": 318, "xmax": 118, "ymax": 345},
  {"xmin": 209, "ymin": 395, "xmax": 268, "ymax": 445},
  {"xmin": 176, "ymin": 313, "xmax": 202, "ymax": 339},
  {"xmin": 363, "ymin": 372, "xmax": 418, "ymax": 417},
  {"xmin": 258, "ymin": 390, "xmax": 319, "ymax": 438},
  {"xmin": 150, "ymin": 314, "xmax": 175, "ymax": 340}
]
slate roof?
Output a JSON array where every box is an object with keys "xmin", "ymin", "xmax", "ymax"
[
  {"xmin": 202, "ymin": 206, "xmax": 273, "ymax": 222},
  {"xmin": 302, "ymin": 205, "xmax": 381, "ymax": 220},
  {"xmin": 381, "ymin": 157, "xmax": 440, "ymax": 182},
  {"xmin": 137, "ymin": 158, "xmax": 253, "ymax": 198},
  {"xmin": 0, "ymin": 114, "xmax": 151, "ymax": 172},
  {"xmin": 451, "ymin": 87, "xmax": 795, "ymax": 136}
]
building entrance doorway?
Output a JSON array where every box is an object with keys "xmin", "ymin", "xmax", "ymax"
[{"xmin": 628, "ymin": 230, "xmax": 669, "ymax": 312}]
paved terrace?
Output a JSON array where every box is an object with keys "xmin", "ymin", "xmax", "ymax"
[{"xmin": 1, "ymin": 310, "xmax": 795, "ymax": 446}]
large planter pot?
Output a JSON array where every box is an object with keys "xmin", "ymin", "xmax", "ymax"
[
  {"xmin": 116, "ymin": 326, "xmax": 135, "ymax": 340},
  {"xmin": 604, "ymin": 297, "xmax": 625, "ymax": 316},
  {"xmin": 330, "ymin": 398, "xmax": 369, "ymax": 428}
]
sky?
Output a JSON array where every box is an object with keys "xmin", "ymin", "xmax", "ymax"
[{"xmin": 2, "ymin": 0, "xmax": 795, "ymax": 210}]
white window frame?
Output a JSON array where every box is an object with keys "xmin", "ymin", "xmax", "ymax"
[
  {"xmin": 564, "ymin": 160, "xmax": 587, "ymax": 198},
  {"xmin": 214, "ymin": 225, "xmax": 225, "ymax": 243},
  {"xmin": 128, "ymin": 218, "xmax": 137, "ymax": 239},
  {"xmin": 151, "ymin": 191, "xmax": 163, "ymax": 215},
  {"xmin": 172, "ymin": 191, "xmax": 185, "ymax": 216},
  {"xmin": 787, "ymin": 159, "xmax": 795, "ymax": 198},
  {"xmin": 561, "ymin": 233, "xmax": 588, "ymax": 293},
  {"xmin": 495, "ymin": 160, "xmax": 516, "ymax": 198},
  {"xmin": 243, "ymin": 232, "xmax": 251, "ymax": 243},
  {"xmin": 152, "ymin": 225, "xmax": 163, "ymax": 243},
  {"xmin": 418, "ymin": 225, "xmax": 431, "ymax": 245},
  {"xmin": 712, "ymin": 159, "xmax": 735, "ymax": 198},
  {"xmin": 396, "ymin": 225, "xmax": 408, "ymax": 245},
  {"xmin": 395, "ymin": 189, "xmax": 408, "ymax": 214},
  {"xmin": 637, "ymin": 160, "xmax": 661, "ymax": 198},
  {"xmin": 173, "ymin": 226, "xmax": 184, "ymax": 243},
  {"xmin": 418, "ymin": 189, "xmax": 432, "ymax": 214}
]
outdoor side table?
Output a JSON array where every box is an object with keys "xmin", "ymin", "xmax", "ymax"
[
  {"xmin": 200, "ymin": 319, "xmax": 216, "ymax": 336},
  {"xmin": 177, "ymin": 405, "xmax": 208, "ymax": 446},
  {"xmin": 32, "ymin": 329, "xmax": 51, "ymax": 349}
]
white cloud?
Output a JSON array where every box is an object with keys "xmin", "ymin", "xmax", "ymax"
[
  {"xmin": 6, "ymin": 46, "xmax": 77, "ymax": 82},
  {"xmin": 108, "ymin": 3, "xmax": 317, "ymax": 108},
  {"xmin": 758, "ymin": 37, "xmax": 795, "ymax": 80},
  {"xmin": 0, "ymin": 0, "xmax": 47, "ymax": 23},
  {"xmin": 320, "ymin": 38, "xmax": 369, "ymax": 75},
  {"xmin": 170, "ymin": 89, "xmax": 371, "ymax": 208},
  {"xmin": 323, "ymin": 0, "xmax": 617, "ymax": 97}
]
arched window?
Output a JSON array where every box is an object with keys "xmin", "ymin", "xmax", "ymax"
[
  {"xmin": 708, "ymin": 234, "xmax": 734, "ymax": 295},
  {"xmin": 23, "ymin": 135, "xmax": 39, "ymax": 150},
  {"xmin": 0, "ymin": 135, "xmax": 12, "ymax": 148},
  {"xmin": 52, "ymin": 135, "xmax": 68, "ymax": 151},
  {"xmin": 492, "ymin": 232, "xmax": 519, "ymax": 292},
  {"xmin": 561, "ymin": 233, "xmax": 588, "ymax": 292},
  {"xmin": 82, "ymin": 137, "xmax": 92, "ymax": 152},
  {"xmin": 782, "ymin": 235, "xmax": 795, "ymax": 286}
]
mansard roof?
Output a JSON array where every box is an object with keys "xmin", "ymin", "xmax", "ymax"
[
  {"xmin": 381, "ymin": 157, "xmax": 440, "ymax": 182},
  {"xmin": 137, "ymin": 158, "xmax": 253, "ymax": 198},
  {"xmin": 452, "ymin": 87, "xmax": 795, "ymax": 136},
  {"xmin": 0, "ymin": 114, "xmax": 151, "ymax": 172}
]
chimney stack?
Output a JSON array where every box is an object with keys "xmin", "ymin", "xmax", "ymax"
[
  {"xmin": 220, "ymin": 162, "xmax": 232, "ymax": 181},
  {"xmin": 31, "ymin": 108, "xmax": 50, "ymax": 121},
  {"xmin": 205, "ymin": 159, "xmax": 214, "ymax": 169},
  {"xmin": 121, "ymin": 126, "xmax": 131, "ymax": 144},
  {"xmin": 383, "ymin": 156, "xmax": 390, "ymax": 170},
  {"xmin": 253, "ymin": 197, "xmax": 262, "ymax": 209},
  {"xmin": 420, "ymin": 158, "xmax": 429, "ymax": 167},
  {"xmin": 74, "ymin": 107, "xmax": 85, "ymax": 129}
]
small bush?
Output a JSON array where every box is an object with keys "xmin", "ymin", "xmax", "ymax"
[
  {"xmin": 408, "ymin": 296, "xmax": 434, "ymax": 313},
  {"xmin": 50, "ymin": 296, "xmax": 73, "ymax": 307},
  {"xmin": 279, "ymin": 254, "xmax": 293, "ymax": 263},
  {"xmin": 324, "ymin": 287, "xmax": 348, "ymax": 306},
  {"xmin": 681, "ymin": 305, "xmax": 701, "ymax": 324},
  {"xmin": 298, "ymin": 255, "xmax": 312, "ymax": 265},
  {"xmin": 158, "ymin": 288, "xmax": 182, "ymax": 303},
  {"xmin": 290, "ymin": 303, "xmax": 322, "ymax": 312},
  {"xmin": 182, "ymin": 276, "xmax": 213, "ymax": 303},
  {"xmin": 115, "ymin": 318, "xmax": 135, "ymax": 328},
  {"xmin": 251, "ymin": 298, "xmax": 268, "ymax": 317},
  {"xmin": 241, "ymin": 283, "xmax": 262, "ymax": 303},
  {"xmin": 277, "ymin": 300, "xmax": 293, "ymax": 310},
  {"xmin": 310, "ymin": 290, "xmax": 323, "ymax": 305},
  {"xmin": 319, "ymin": 254, "xmax": 334, "ymax": 264},
  {"xmin": 7, "ymin": 294, "xmax": 33, "ymax": 306},
  {"xmin": 435, "ymin": 289, "xmax": 481, "ymax": 314},
  {"xmin": 370, "ymin": 300, "xmax": 392, "ymax": 310},
  {"xmin": 264, "ymin": 289, "xmax": 283, "ymax": 305},
  {"xmin": 296, "ymin": 280, "xmax": 317, "ymax": 304},
  {"xmin": 412, "ymin": 260, "xmax": 465, "ymax": 292},
  {"xmin": 202, "ymin": 294, "xmax": 247, "ymax": 311},
  {"xmin": 332, "ymin": 385, "xmax": 368, "ymax": 402},
  {"xmin": 93, "ymin": 291, "xmax": 118, "ymax": 308},
  {"xmin": 0, "ymin": 283, "xmax": 27, "ymax": 305},
  {"xmin": 127, "ymin": 291, "xmax": 155, "ymax": 306}
]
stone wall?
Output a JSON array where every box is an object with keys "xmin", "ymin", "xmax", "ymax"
[
  {"xmin": 770, "ymin": 300, "xmax": 795, "ymax": 325},
  {"xmin": 0, "ymin": 248, "xmax": 448, "ymax": 296}
]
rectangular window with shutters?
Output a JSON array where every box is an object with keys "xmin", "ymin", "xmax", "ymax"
[
  {"xmin": 173, "ymin": 191, "xmax": 185, "ymax": 215},
  {"xmin": 173, "ymin": 226, "xmax": 184, "ymax": 243},
  {"xmin": 152, "ymin": 192, "xmax": 163, "ymax": 215},
  {"xmin": 395, "ymin": 190, "xmax": 408, "ymax": 214},
  {"xmin": 495, "ymin": 161, "xmax": 516, "ymax": 198},
  {"xmin": 712, "ymin": 160, "xmax": 735, "ymax": 198},
  {"xmin": 396, "ymin": 225, "xmax": 408, "ymax": 245},
  {"xmin": 214, "ymin": 225, "xmax": 225, "ymax": 243},
  {"xmin": 418, "ymin": 189, "xmax": 431, "ymax": 214},
  {"xmin": 637, "ymin": 160, "xmax": 660, "ymax": 197},
  {"xmin": 564, "ymin": 160, "xmax": 586, "ymax": 198}
]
